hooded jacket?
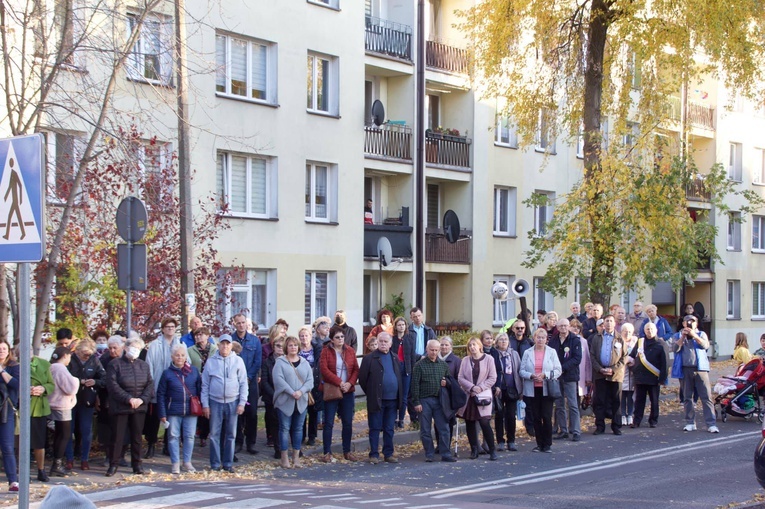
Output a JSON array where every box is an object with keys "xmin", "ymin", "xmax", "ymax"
[{"xmin": 201, "ymin": 351, "xmax": 248, "ymax": 407}]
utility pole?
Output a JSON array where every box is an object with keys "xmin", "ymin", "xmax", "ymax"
[
  {"xmin": 415, "ymin": 0, "xmax": 425, "ymax": 309},
  {"xmin": 175, "ymin": 0, "xmax": 194, "ymax": 331}
]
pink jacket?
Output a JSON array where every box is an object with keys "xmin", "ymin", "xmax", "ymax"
[
  {"xmin": 457, "ymin": 354, "xmax": 497, "ymax": 419},
  {"xmin": 49, "ymin": 362, "xmax": 79, "ymax": 411}
]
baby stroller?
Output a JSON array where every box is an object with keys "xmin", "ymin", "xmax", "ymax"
[{"xmin": 713, "ymin": 357, "xmax": 765, "ymax": 423}]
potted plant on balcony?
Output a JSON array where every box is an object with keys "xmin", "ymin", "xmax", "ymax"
[{"xmin": 427, "ymin": 126, "xmax": 464, "ymax": 141}]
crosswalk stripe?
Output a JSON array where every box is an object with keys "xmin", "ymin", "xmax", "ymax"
[
  {"xmin": 205, "ymin": 499, "xmax": 293, "ymax": 509},
  {"xmin": 87, "ymin": 486, "xmax": 170, "ymax": 502},
  {"xmin": 405, "ymin": 505, "xmax": 455, "ymax": 508},
  {"xmin": 98, "ymin": 490, "xmax": 223, "ymax": 509},
  {"xmin": 357, "ymin": 498, "xmax": 403, "ymax": 503},
  {"xmin": 332, "ymin": 496, "xmax": 361, "ymax": 501},
  {"xmin": 312, "ymin": 493, "xmax": 353, "ymax": 498}
]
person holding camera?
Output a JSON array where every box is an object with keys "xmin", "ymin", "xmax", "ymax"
[
  {"xmin": 673, "ymin": 315, "xmax": 718, "ymax": 433},
  {"xmin": 458, "ymin": 337, "xmax": 498, "ymax": 460}
]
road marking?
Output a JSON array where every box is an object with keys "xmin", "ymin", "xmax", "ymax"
[
  {"xmin": 425, "ymin": 431, "xmax": 760, "ymax": 499},
  {"xmin": 312, "ymin": 493, "xmax": 354, "ymax": 498},
  {"xmin": 358, "ymin": 498, "xmax": 405, "ymax": 503},
  {"xmin": 333, "ymin": 496, "xmax": 362, "ymax": 500},
  {"xmin": 83, "ymin": 486, "xmax": 169, "ymax": 502},
  {"xmin": 99, "ymin": 490, "xmax": 224, "ymax": 509},
  {"xmin": 207, "ymin": 499, "xmax": 293, "ymax": 508},
  {"xmin": 405, "ymin": 505, "xmax": 455, "ymax": 508}
]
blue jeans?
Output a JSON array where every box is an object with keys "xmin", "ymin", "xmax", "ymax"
[
  {"xmin": 323, "ymin": 392, "xmax": 355, "ymax": 454},
  {"xmin": 399, "ymin": 372, "xmax": 411, "ymax": 421},
  {"xmin": 368, "ymin": 399, "xmax": 397, "ymax": 459},
  {"xmin": 65, "ymin": 405, "xmax": 94, "ymax": 462},
  {"xmin": 168, "ymin": 415, "xmax": 197, "ymax": 464},
  {"xmin": 418, "ymin": 396, "xmax": 452, "ymax": 460},
  {"xmin": 208, "ymin": 400, "xmax": 238, "ymax": 469},
  {"xmin": 277, "ymin": 407, "xmax": 306, "ymax": 451},
  {"xmin": 0, "ymin": 408, "xmax": 16, "ymax": 483}
]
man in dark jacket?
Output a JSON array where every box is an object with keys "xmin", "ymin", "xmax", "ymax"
[
  {"xmin": 402, "ymin": 307, "xmax": 436, "ymax": 425},
  {"xmin": 231, "ymin": 313, "xmax": 261, "ymax": 455},
  {"xmin": 582, "ymin": 303, "xmax": 604, "ymax": 340},
  {"xmin": 548, "ymin": 319, "xmax": 582, "ymax": 441},
  {"xmin": 359, "ymin": 332, "xmax": 403, "ymax": 464},
  {"xmin": 334, "ymin": 310, "xmax": 358, "ymax": 353},
  {"xmin": 629, "ymin": 322, "xmax": 667, "ymax": 428}
]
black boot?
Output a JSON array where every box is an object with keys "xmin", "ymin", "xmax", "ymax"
[
  {"xmin": 49, "ymin": 459, "xmax": 68, "ymax": 477},
  {"xmin": 469, "ymin": 447, "xmax": 479, "ymax": 460},
  {"xmin": 144, "ymin": 443, "xmax": 155, "ymax": 459},
  {"xmin": 105, "ymin": 464, "xmax": 118, "ymax": 477}
]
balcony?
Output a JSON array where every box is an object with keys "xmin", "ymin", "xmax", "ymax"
[
  {"xmin": 686, "ymin": 175, "xmax": 711, "ymax": 202},
  {"xmin": 666, "ymin": 96, "xmax": 715, "ymax": 130},
  {"xmin": 426, "ymin": 39, "xmax": 469, "ymax": 75},
  {"xmin": 425, "ymin": 131, "xmax": 471, "ymax": 169},
  {"xmin": 425, "ymin": 228, "xmax": 471, "ymax": 264},
  {"xmin": 365, "ymin": 17, "xmax": 412, "ymax": 61},
  {"xmin": 364, "ymin": 217, "xmax": 413, "ymax": 260},
  {"xmin": 365, "ymin": 124, "xmax": 412, "ymax": 161}
]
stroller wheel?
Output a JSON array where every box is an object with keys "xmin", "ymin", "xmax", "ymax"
[
  {"xmin": 721, "ymin": 412, "xmax": 728, "ymax": 423},
  {"xmin": 759, "ymin": 411, "xmax": 764, "ymax": 424}
]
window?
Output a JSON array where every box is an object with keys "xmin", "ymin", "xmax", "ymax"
[
  {"xmin": 305, "ymin": 162, "xmax": 337, "ymax": 222},
  {"xmin": 427, "ymin": 95, "xmax": 440, "ymax": 130},
  {"xmin": 628, "ymin": 51, "xmax": 642, "ymax": 90},
  {"xmin": 576, "ymin": 125, "xmax": 584, "ymax": 159},
  {"xmin": 535, "ymin": 109, "xmax": 556, "ymax": 153},
  {"xmin": 54, "ymin": 0, "xmax": 83, "ymax": 67},
  {"xmin": 133, "ymin": 141, "xmax": 173, "ymax": 211},
  {"xmin": 127, "ymin": 12, "xmax": 172, "ymax": 84},
  {"xmin": 305, "ymin": 271, "xmax": 336, "ymax": 324},
  {"xmin": 46, "ymin": 132, "xmax": 85, "ymax": 203},
  {"xmin": 426, "ymin": 184, "xmax": 440, "ymax": 228},
  {"xmin": 533, "ymin": 191, "xmax": 554, "ymax": 236},
  {"xmin": 493, "ymin": 275, "xmax": 515, "ymax": 326},
  {"xmin": 755, "ymin": 148, "xmax": 765, "ymax": 184},
  {"xmin": 308, "ymin": 0, "xmax": 339, "ymax": 8},
  {"xmin": 728, "ymin": 142, "xmax": 743, "ymax": 181},
  {"xmin": 727, "ymin": 212, "xmax": 741, "ymax": 251},
  {"xmin": 533, "ymin": 277, "xmax": 553, "ymax": 319},
  {"xmin": 307, "ymin": 52, "xmax": 338, "ymax": 115},
  {"xmin": 493, "ymin": 187, "xmax": 517, "ymax": 236},
  {"xmin": 495, "ymin": 114, "xmax": 518, "ymax": 148},
  {"xmin": 753, "ymin": 282, "xmax": 765, "ymax": 318},
  {"xmin": 727, "ymin": 280, "xmax": 740, "ymax": 319},
  {"xmin": 753, "ymin": 215, "xmax": 765, "ymax": 252},
  {"xmin": 575, "ymin": 278, "xmax": 590, "ymax": 304},
  {"xmin": 217, "ymin": 269, "xmax": 276, "ymax": 330},
  {"xmin": 217, "ymin": 152, "xmax": 277, "ymax": 218},
  {"xmin": 215, "ymin": 33, "xmax": 276, "ymax": 104}
]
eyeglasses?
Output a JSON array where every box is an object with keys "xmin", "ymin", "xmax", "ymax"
[{"xmin": 514, "ymin": 327, "xmax": 525, "ymax": 331}]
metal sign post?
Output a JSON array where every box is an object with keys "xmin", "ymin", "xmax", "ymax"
[
  {"xmin": 116, "ymin": 197, "xmax": 148, "ymax": 337},
  {"xmin": 0, "ymin": 134, "xmax": 45, "ymax": 509}
]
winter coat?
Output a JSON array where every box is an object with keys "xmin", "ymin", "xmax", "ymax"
[
  {"xmin": 30, "ymin": 357, "xmax": 54, "ymax": 418},
  {"xmin": 106, "ymin": 356, "xmax": 154, "ymax": 415},
  {"xmin": 188, "ymin": 342, "xmax": 217, "ymax": 372},
  {"xmin": 67, "ymin": 353, "xmax": 106, "ymax": 408},
  {"xmin": 156, "ymin": 364, "xmax": 201, "ymax": 419},
  {"xmin": 520, "ymin": 346, "xmax": 562, "ymax": 398},
  {"xmin": 457, "ymin": 354, "xmax": 497, "ymax": 419},
  {"xmin": 201, "ymin": 351, "xmax": 248, "ymax": 406},
  {"xmin": 319, "ymin": 344, "xmax": 359, "ymax": 393},
  {"xmin": 548, "ymin": 331, "xmax": 582, "ymax": 383},
  {"xmin": 442, "ymin": 352, "xmax": 461, "ymax": 380},
  {"xmin": 272, "ymin": 356, "xmax": 313, "ymax": 416},
  {"xmin": 629, "ymin": 337, "xmax": 668, "ymax": 385},
  {"xmin": 358, "ymin": 349, "xmax": 403, "ymax": 413},
  {"xmin": 496, "ymin": 348, "xmax": 523, "ymax": 400},
  {"xmin": 49, "ymin": 362, "xmax": 80, "ymax": 412},
  {"xmin": 145, "ymin": 336, "xmax": 182, "ymax": 403},
  {"xmin": 260, "ymin": 355, "xmax": 278, "ymax": 406}
]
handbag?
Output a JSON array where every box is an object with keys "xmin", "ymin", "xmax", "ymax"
[
  {"xmin": 291, "ymin": 362, "xmax": 315, "ymax": 406},
  {"xmin": 322, "ymin": 382, "xmax": 343, "ymax": 402},
  {"xmin": 175, "ymin": 372, "xmax": 203, "ymax": 416},
  {"xmin": 472, "ymin": 388, "xmax": 492, "ymax": 406},
  {"xmin": 545, "ymin": 371, "xmax": 561, "ymax": 399}
]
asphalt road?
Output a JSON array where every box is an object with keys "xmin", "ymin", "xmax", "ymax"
[{"xmin": 19, "ymin": 408, "xmax": 764, "ymax": 509}]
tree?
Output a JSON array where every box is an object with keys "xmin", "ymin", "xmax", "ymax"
[{"xmin": 460, "ymin": 0, "xmax": 765, "ymax": 303}]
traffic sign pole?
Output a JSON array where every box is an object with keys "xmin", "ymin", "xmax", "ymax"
[{"xmin": 18, "ymin": 263, "xmax": 31, "ymax": 509}]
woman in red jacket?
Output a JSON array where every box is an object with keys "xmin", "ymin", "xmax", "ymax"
[{"xmin": 319, "ymin": 325, "xmax": 359, "ymax": 463}]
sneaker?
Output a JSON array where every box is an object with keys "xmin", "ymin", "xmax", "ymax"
[
  {"xmin": 627, "ymin": 416, "xmax": 634, "ymax": 426},
  {"xmin": 9, "ymin": 482, "xmax": 18, "ymax": 492},
  {"xmin": 532, "ymin": 446, "xmax": 541, "ymax": 452},
  {"xmin": 369, "ymin": 456, "xmax": 380, "ymax": 465},
  {"xmin": 182, "ymin": 462, "xmax": 196, "ymax": 473},
  {"xmin": 621, "ymin": 416, "xmax": 627, "ymax": 426},
  {"xmin": 571, "ymin": 433, "xmax": 581, "ymax": 442},
  {"xmin": 171, "ymin": 463, "xmax": 180, "ymax": 475},
  {"xmin": 708, "ymin": 425, "xmax": 720, "ymax": 433},
  {"xmin": 222, "ymin": 466, "xmax": 235, "ymax": 473},
  {"xmin": 553, "ymin": 432, "xmax": 569, "ymax": 440},
  {"xmin": 683, "ymin": 424, "xmax": 697, "ymax": 432}
]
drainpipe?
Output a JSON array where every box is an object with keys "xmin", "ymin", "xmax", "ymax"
[{"xmin": 415, "ymin": 0, "xmax": 425, "ymax": 309}]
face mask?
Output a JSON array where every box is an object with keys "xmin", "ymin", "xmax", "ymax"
[
  {"xmin": 126, "ymin": 347, "xmax": 141, "ymax": 359},
  {"xmin": 96, "ymin": 343, "xmax": 108, "ymax": 352},
  {"xmin": 335, "ymin": 316, "xmax": 343, "ymax": 325}
]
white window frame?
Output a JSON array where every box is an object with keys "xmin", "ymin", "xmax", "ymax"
[
  {"xmin": 728, "ymin": 211, "xmax": 741, "ymax": 251},
  {"xmin": 307, "ymin": 51, "xmax": 339, "ymax": 115},
  {"xmin": 533, "ymin": 277, "xmax": 553, "ymax": 322},
  {"xmin": 308, "ymin": 0, "xmax": 340, "ymax": 8},
  {"xmin": 215, "ymin": 32, "xmax": 277, "ymax": 104},
  {"xmin": 728, "ymin": 142, "xmax": 743, "ymax": 181},
  {"xmin": 576, "ymin": 125, "xmax": 584, "ymax": 159},
  {"xmin": 305, "ymin": 271, "xmax": 337, "ymax": 324},
  {"xmin": 218, "ymin": 269, "xmax": 276, "ymax": 331},
  {"xmin": 533, "ymin": 190, "xmax": 554, "ymax": 237},
  {"xmin": 753, "ymin": 282, "xmax": 765, "ymax": 318},
  {"xmin": 217, "ymin": 151, "xmax": 277, "ymax": 219},
  {"xmin": 753, "ymin": 215, "xmax": 765, "ymax": 252},
  {"xmin": 46, "ymin": 131, "xmax": 86, "ymax": 204},
  {"xmin": 495, "ymin": 113, "xmax": 518, "ymax": 148},
  {"xmin": 755, "ymin": 148, "xmax": 765, "ymax": 185},
  {"xmin": 727, "ymin": 280, "xmax": 740, "ymax": 319},
  {"xmin": 493, "ymin": 186, "xmax": 517, "ymax": 237},
  {"xmin": 575, "ymin": 278, "xmax": 590, "ymax": 305},
  {"xmin": 305, "ymin": 161, "xmax": 337, "ymax": 223},
  {"xmin": 126, "ymin": 12, "xmax": 173, "ymax": 85},
  {"xmin": 493, "ymin": 275, "xmax": 515, "ymax": 327},
  {"xmin": 535, "ymin": 109, "xmax": 556, "ymax": 154}
]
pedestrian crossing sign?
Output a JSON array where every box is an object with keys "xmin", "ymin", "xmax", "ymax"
[{"xmin": 0, "ymin": 134, "xmax": 44, "ymax": 263}]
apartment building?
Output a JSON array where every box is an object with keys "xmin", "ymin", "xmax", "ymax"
[{"xmin": 18, "ymin": 0, "xmax": 765, "ymax": 355}]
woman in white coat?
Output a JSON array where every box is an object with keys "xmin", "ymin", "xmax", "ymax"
[{"xmin": 520, "ymin": 328, "xmax": 562, "ymax": 453}]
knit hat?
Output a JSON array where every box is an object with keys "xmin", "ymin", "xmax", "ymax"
[{"xmin": 40, "ymin": 486, "xmax": 97, "ymax": 509}]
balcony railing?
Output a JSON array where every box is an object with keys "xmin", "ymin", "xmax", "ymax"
[
  {"xmin": 365, "ymin": 16, "xmax": 412, "ymax": 61},
  {"xmin": 425, "ymin": 131, "xmax": 471, "ymax": 168},
  {"xmin": 666, "ymin": 96, "xmax": 715, "ymax": 130},
  {"xmin": 426, "ymin": 39, "xmax": 469, "ymax": 75},
  {"xmin": 686, "ymin": 175, "xmax": 711, "ymax": 201},
  {"xmin": 425, "ymin": 228, "xmax": 471, "ymax": 264},
  {"xmin": 364, "ymin": 124, "xmax": 412, "ymax": 161},
  {"xmin": 364, "ymin": 222, "xmax": 413, "ymax": 259}
]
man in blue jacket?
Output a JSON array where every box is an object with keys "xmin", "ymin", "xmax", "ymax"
[
  {"xmin": 231, "ymin": 313, "xmax": 262, "ymax": 454},
  {"xmin": 673, "ymin": 315, "xmax": 718, "ymax": 433}
]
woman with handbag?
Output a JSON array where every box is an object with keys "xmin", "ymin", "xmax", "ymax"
[
  {"xmin": 65, "ymin": 339, "xmax": 105, "ymax": 471},
  {"xmin": 319, "ymin": 325, "xmax": 359, "ymax": 463},
  {"xmin": 0, "ymin": 341, "xmax": 20, "ymax": 491},
  {"xmin": 261, "ymin": 337, "xmax": 284, "ymax": 459},
  {"xmin": 520, "ymin": 328, "xmax": 562, "ymax": 453},
  {"xmin": 493, "ymin": 333, "xmax": 523, "ymax": 452},
  {"xmin": 457, "ymin": 337, "xmax": 498, "ymax": 460},
  {"xmin": 49, "ymin": 346, "xmax": 80, "ymax": 477},
  {"xmin": 273, "ymin": 336, "xmax": 313, "ymax": 468},
  {"xmin": 157, "ymin": 344, "xmax": 201, "ymax": 474}
]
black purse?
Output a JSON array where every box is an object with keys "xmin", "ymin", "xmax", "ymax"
[{"xmin": 545, "ymin": 371, "xmax": 561, "ymax": 399}]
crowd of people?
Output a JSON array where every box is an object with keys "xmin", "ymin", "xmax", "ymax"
[{"xmin": 0, "ymin": 300, "xmax": 735, "ymax": 490}]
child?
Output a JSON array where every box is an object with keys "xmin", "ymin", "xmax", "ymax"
[
  {"xmin": 754, "ymin": 334, "xmax": 765, "ymax": 357},
  {"xmin": 733, "ymin": 332, "xmax": 753, "ymax": 366}
]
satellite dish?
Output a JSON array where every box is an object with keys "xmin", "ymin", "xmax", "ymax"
[
  {"xmin": 371, "ymin": 99, "xmax": 385, "ymax": 126},
  {"xmin": 491, "ymin": 282, "xmax": 509, "ymax": 301},
  {"xmin": 377, "ymin": 236, "xmax": 393, "ymax": 267},
  {"xmin": 443, "ymin": 210, "xmax": 461, "ymax": 244}
]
